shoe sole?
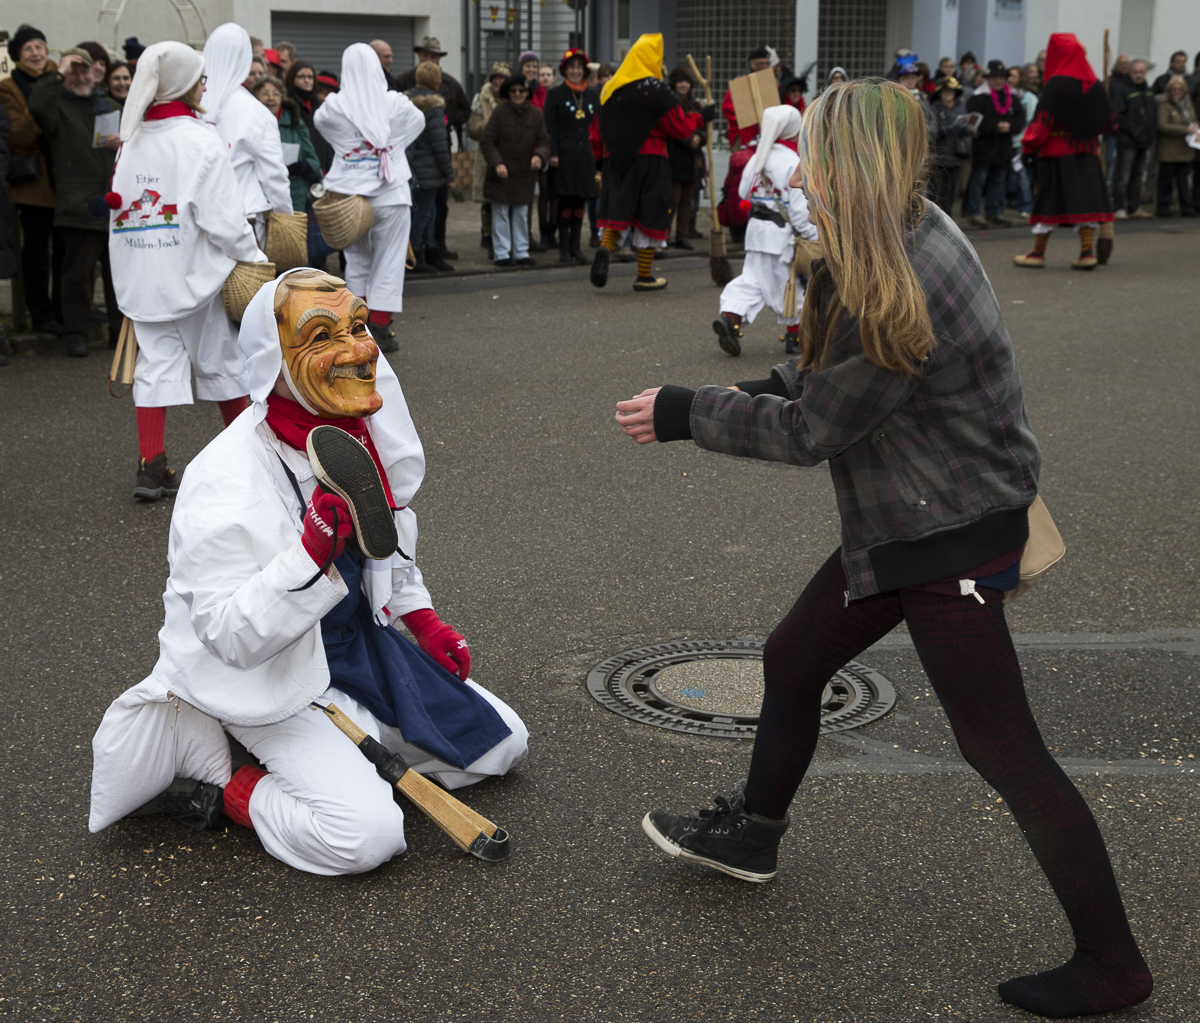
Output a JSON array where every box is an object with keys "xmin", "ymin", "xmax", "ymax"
[
  {"xmin": 713, "ymin": 318, "xmax": 741, "ymax": 357},
  {"xmin": 590, "ymin": 248, "xmax": 610, "ymax": 288},
  {"xmin": 640, "ymin": 813, "xmax": 775, "ymax": 883},
  {"xmin": 632, "ymin": 279, "xmax": 667, "ymax": 291},
  {"xmin": 306, "ymin": 426, "xmax": 398, "ymax": 561}
]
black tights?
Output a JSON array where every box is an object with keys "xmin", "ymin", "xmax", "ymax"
[{"xmin": 744, "ymin": 549, "xmax": 1151, "ymax": 1016}]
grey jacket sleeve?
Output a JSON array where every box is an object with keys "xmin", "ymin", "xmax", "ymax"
[{"xmin": 688, "ymin": 342, "xmax": 922, "ymax": 467}]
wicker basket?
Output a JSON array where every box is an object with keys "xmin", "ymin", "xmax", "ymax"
[
  {"xmin": 221, "ymin": 260, "xmax": 277, "ymax": 322},
  {"xmin": 264, "ymin": 211, "xmax": 308, "ymax": 272},
  {"xmin": 313, "ymin": 191, "xmax": 374, "ymax": 250}
]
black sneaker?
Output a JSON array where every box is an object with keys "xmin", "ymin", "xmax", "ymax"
[
  {"xmin": 515, "ymin": 256, "xmax": 537, "ymax": 267},
  {"xmin": 135, "ymin": 453, "xmax": 180, "ymax": 501},
  {"xmin": 145, "ymin": 777, "xmax": 224, "ymax": 830},
  {"xmin": 64, "ymin": 334, "xmax": 89, "ymax": 358},
  {"xmin": 590, "ymin": 246, "xmax": 610, "ymax": 288},
  {"xmin": 642, "ymin": 782, "xmax": 789, "ymax": 883},
  {"xmin": 712, "ymin": 315, "xmax": 743, "ymax": 357},
  {"xmin": 306, "ymin": 425, "xmax": 398, "ymax": 561},
  {"xmin": 437, "ymin": 245, "xmax": 459, "ymax": 260},
  {"xmin": 367, "ymin": 321, "xmax": 397, "ymax": 353}
]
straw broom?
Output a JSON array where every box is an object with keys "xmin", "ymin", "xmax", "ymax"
[{"xmin": 687, "ymin": 54, "xmax": 733, "ymax": 286}]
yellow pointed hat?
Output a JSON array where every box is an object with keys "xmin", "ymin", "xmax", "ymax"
[{"xmin": 600, "ymin": 33, "xmax": 664, "ymax": 105}]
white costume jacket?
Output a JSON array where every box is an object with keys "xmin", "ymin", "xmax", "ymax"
[
  {"xmin": 91, "ymin": 279, "xmax": 432, "ymax": 832},
  {"xmin": 737, "ymin": 143, "xmax": 818, "ymax": 261},
  {"xmin": 214, "ymin": 87, "xmax": 293, "ymax": 218},
  {"xmin": 315, "ymin": 92, "xmax": 425, "ymax": 207},
  {"xmin": 109, "ymin": 114, "xmax": 264, "ymax": 322}
]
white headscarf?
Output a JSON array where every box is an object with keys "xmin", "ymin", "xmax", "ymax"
[
  {"xmin": 118, "ymin": 42, "xmax": 204, "ymax": 142},
  {"xmin": 749, "ymin": 104, "xmax": 802, "ymax": 179},
  {"xmin": 201, "ymin": 22, "xmax": 253, "ymax": 127},
  {"xmin": 337, "ymin": 43, "xmax": 395, "ymax": 180}
]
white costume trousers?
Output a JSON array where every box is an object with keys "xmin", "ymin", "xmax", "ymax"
[
  {"xmin": 720, "ymin": 250, "xmax": 802, "ymax": 328},
  {"xmin": 226, "ymin": 682, "xmax": 529, "ymax": 876},
  {"xmin": 344, "ymin": 202, "xmax": 410, "ymax": 314},
  {"xmin": 131, "ymin": 292, "xmax": 248, "ymax": 407}
]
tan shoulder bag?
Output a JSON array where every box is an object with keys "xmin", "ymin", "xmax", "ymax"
[{"xmin": 1003, "ymin": 495, "xmax": 1066, "ymax": 604}]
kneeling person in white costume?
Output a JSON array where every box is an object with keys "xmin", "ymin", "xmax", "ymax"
[
  {"xmin": 711, "ymin": 105, "xmax": 818, "ymax": 358},
  {"xmin": 315, "ymin": 43, "xmax": 426, "ymax": 354},
  {"xmin": 203, "ymin": 23, "xmax": 293, "ymax": 247},
  {"xmin": 110, "ymin": 42, "xmax": 267, "ymax": 501},
  {"xmin": 88, "ymin": 269, "xmax": 528, "ymax": 876}
]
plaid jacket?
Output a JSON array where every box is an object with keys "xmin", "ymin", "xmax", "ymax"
[{"xmin": 688, "ymin": 203, "xmax": 1041, "ymax": 599}]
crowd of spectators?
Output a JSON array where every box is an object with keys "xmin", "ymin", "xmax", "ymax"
[
  {"xmin": 3, "ymin": 24, "xmax": 1198, "ymax": 366},
  {"xmin": 871, "ymin": 45, "xmax": 1200, "ymax": 225}
]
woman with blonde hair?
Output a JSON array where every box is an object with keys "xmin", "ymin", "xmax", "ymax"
[{"xmin": 617, "ymin": 79, "xmax": 1151, "ymax": 1019}]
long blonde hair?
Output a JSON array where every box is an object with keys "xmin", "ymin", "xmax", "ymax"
[{"xmin": 797, "ymin": 79, "xmax": 934, "ymax": 378}]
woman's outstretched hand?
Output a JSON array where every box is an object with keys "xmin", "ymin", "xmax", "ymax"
[{"xmin": 615, "ymin": 387, "xmax": 661, "ymax": 445}]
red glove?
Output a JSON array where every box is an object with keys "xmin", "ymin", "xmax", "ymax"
[
  {"xmin": 300, "ymin": 486, "xmax": 353, "ymax": 571},
  {"xmin": 401, "ymin": 608, "xmax": 471, "ymax": 681}
]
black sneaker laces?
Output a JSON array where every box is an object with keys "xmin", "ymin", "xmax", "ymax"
[
  {"xmin": 290, "ymin": 505, "xmax": 342, "ymax": 592},
  {"xmin": 693, "ymin": 795, "xmax": 737, "ymax": 836}
]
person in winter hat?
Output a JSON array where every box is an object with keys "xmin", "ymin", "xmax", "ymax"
[
  {"xmin": 88, "ymin": 268, "xmax": 528, "ymax": 876},
  {"xmin": 315, "ymin": 43, "xmax": 426, "ymax": 352},
  {"xmin": 108, "ymin": 40, "xmax": 266, "ymax": 500},
  {"xmin": 710, "ymin": 105, "xmax": 818, "ymax": 357},
  {"xmin": 404, "ymin": 61, "xmax": 456, "ymax": 273}
]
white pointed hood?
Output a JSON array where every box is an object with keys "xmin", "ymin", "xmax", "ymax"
[
  {"xmin": 118, "ymin": 41, "xmax": 204, "ymax": 142},
  {"xmin": 336, "ymin": 43, "xmax": 395, "ymax": 179},
  {"xmin": 749, "ymin": 104, "xmax": 802, "ymax": 180},
  {"xmin": 201, "ymin": 22, "xmax": 253, "ymax": 127}
]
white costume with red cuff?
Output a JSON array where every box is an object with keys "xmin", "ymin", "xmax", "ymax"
[
  {"xmin": 719, "ymin": 106, "xmax": 817, "ymax": 329},
  {"xmin": 314, "ymin": 44, "xmax": 425, "ymax": 313},
  {"xmin": 89, "ymin": 271, "xmax": 528, "ymax": 875},
  {"xmin": 109, "ymin": 41, "xmax": 265, "ymax": 407}
]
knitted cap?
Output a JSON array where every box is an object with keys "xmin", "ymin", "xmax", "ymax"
[{"xmin": 7, "ymin": 24, "xmax": 47, "ymax": 63}]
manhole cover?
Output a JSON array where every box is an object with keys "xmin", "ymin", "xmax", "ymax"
[{"xmin": 586, "ymin": 639, "xmax": 895, "ymax": 739}]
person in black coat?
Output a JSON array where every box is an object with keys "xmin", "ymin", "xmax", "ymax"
[
  {"xmin": 405, "ymin": 62, "xmax": 456, "ymax": 273},
  {"xmin": 665, "ymin": 66, "xmax": 704, "ymax": 250},
  {"xmin": 1111, "ymin": 59, "xmax": 1157, "ymax": 217},
  {"xmin": 927, "ymin": 77, "xmax": 970, "ymax": 214},
  {"xmin": 543, "ymin": 48, "xmax": 599, "ymax": 265},
  {"xmin": 964, "ymin": 59, "xmax": 1027, "ymax": 226},
  {"xmin": 285, "ymin": 61, "xmax": 333, "ymax": 172}
]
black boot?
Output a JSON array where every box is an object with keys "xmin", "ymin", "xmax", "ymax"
[
  {"xmin": 569, "ymin": 220, "xmax": 587, "ymax": 265},
  {"xmin": 410, "ymin": 244, "xmax": 436, "ymax": 274},
  {"xmin": 558, "ymin": 224, "xmax": 572, "ymax": 264}
]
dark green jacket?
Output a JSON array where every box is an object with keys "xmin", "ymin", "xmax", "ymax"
[
  {"xmin": 277, "ymin": 98, "xmax": 321, "ymax": 212},
  {"xmin": 28, "ymin": 73, "xmax": 118, "ymax": 231}
]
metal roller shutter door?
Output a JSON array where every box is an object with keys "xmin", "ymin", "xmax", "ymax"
[{"xmin": 269, "ymin": 13, "xmax": 416, "ymax": 78}]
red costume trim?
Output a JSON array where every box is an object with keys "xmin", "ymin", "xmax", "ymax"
[
  {"xmin": 1029, "ymin": 211, "xmax": 1114, "ymax": 225},
  {"xmin": 144, "ymin": 101, "xmax": 197, "ymax": 121}
]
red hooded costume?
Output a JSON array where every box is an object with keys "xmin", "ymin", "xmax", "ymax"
[{"xmin": 1022, "ymin": 34, "xmax": 1115, "ymax": 225}]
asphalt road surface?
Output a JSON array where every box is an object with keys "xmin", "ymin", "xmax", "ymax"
[{"xmin": 1, "ymin": 219, "xmax": 1198, "ymax": 1022}]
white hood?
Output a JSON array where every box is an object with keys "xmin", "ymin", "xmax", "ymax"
[
  {"xmin": 201, "ymin": 22, "xmax": 253, "ymax": 127},
  {"xmin": 119, "ymin": 41, "xmax": 204, "ymax": 142}
]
